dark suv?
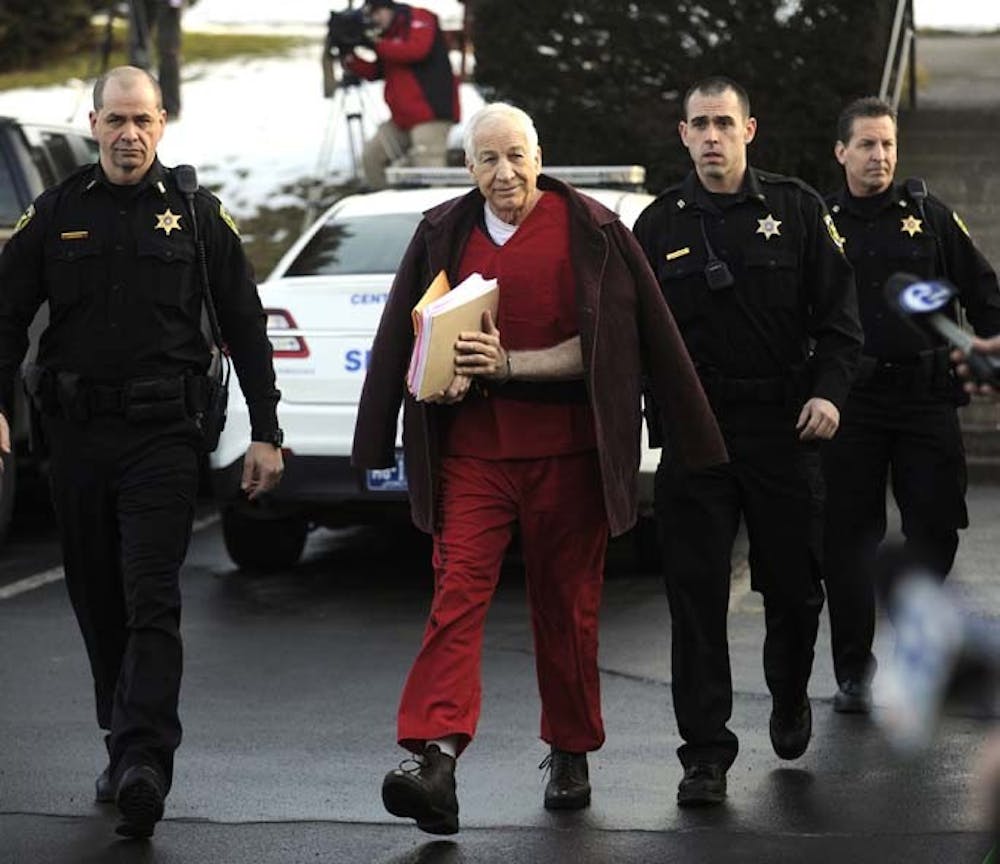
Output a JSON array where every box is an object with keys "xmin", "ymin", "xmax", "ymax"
[{"xmin": 0, "ymin": 117, "xmax": 98, "ymax": 546}]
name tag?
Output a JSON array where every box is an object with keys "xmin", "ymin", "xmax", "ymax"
[
  {"xmin": 60, "ymin": 230, "xmax": 89, "ymax": 240},
  {"xmin": 665, "ymin": 247, "xmax": 690, "ymax": 261}
]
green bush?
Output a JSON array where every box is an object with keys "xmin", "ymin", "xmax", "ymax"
[
  {"xmin": 0, "ymin": 1, "xmax": 102, "ymax": 74},
  {"xmin": 472, "ymin": 0, "xmax": 892, "ymax": 193}
]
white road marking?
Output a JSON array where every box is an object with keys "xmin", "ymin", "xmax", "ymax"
[
  {"xmin": 0, "ymin": 511, "xmax": 220, "ymax": 602},
  {"xmin": 0, "ymin": 566, "xmax": 64, "ymax": 601}
]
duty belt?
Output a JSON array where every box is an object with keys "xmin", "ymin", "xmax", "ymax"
[
  {"xmin": 699, "ymin": 372, "xmax": 801, "ymax": 406},
  {"xmin": 24, "ymin": 365, "xmax": 213, "ymax": 423},
  {"xmin": 855, "ymin": 348, "xmax": 951, "ymax": 393}
]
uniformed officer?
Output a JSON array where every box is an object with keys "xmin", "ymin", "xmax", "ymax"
[
  {"xmin": 823, "ymin": 96, "xmax": 1000, "ymax": 714},
  {"xmin": 632, "ymin": 76, "xmax": 862, "ymax": 807},
  {"xmin": 0, "ymin": 66, "xmax": 284, "ymax": 838}
]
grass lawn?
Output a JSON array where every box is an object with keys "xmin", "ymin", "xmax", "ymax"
[{"xmin": 0, "ymin": 24, "xmax": 310, "ymax": 92}]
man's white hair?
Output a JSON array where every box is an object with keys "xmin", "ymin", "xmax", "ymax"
[{"xmin": 463, "ymin": 102, "xmax": 540, "ymax": 165}]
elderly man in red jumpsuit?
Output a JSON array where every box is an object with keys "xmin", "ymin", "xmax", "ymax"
[
  {"xmin": 343, "ymin": 0, "xmax": 460, "ymax": 188},
  {"xmin": 352, "ymin": 102, "xmax": 727, "ymax": 834}
]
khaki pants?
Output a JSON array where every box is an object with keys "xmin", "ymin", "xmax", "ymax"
[{"xmin": 362, "ymin": 119, "xmax": 452, "ymax": 189}]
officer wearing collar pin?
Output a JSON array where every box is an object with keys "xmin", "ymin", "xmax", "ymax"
[
  {"xmin": 822, "ymin": 96, "xmax": 1000, "ymax": 716},
  {"xmin": 0, "ymin": 66, "xmax": 283, "ymax": 838},
  {"xmin": 632, "ymin": 75, "xmax": 862, "ymax": 808}
]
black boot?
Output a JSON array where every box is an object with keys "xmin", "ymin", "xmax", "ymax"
[
  {"xmin": 833, "ymin": 680, "xmax": 872, "ymax": 714},
  {"xmin": 115, "ymin": 764, "xmax": 166, "ymax": 839},
  {"xmin": 95, "ymin": 765, "xmax": 115, "ymax": 804},
  {"xmin": 540, "ymin": 748, "xmax": 591, "ymax": 810},
  {"xmin": 770, "ymin": 695, "xmax": 812, "ymax": 760},
  {"xmin": 382, "ymin": 744, "xmax": 459, "ymax": 835},
  {"xmin": 677, "ymin": 762, "xmax": 727, "ymax": 807}
]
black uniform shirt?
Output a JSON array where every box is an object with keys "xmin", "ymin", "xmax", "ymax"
[
  {"xmin": 826, "ymin": 181, "xmax": 1000, "ymax": 360},
  {"xmin": 633, "ymin": 167, "xmax": 862, "ymax": 409},
  {"xmin": 0, "ymin": 159, "xmax": 280, "ymax": 439}
]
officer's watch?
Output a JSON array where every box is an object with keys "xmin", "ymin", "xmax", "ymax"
[{"xmin": 262, "ymin": 428, "xmax": 284, "ymax": 449}]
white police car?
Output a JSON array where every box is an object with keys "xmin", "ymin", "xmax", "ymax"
[{"xmin": 211, "ymin": 166, "xmax": 660, "ymax": 570}]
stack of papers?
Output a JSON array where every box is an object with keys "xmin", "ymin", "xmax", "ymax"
[{"xmin": 406, "ymin": 270, "xmax": 499, "ymax": 401}]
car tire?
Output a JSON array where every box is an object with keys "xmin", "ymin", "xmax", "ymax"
[
  {"xmin": 221, "ymin": 504, "xmax": 308, "ymax": 572},
  {"xmin": 0, "ymin": 445, "xmax": 15, "ymax": 550}
]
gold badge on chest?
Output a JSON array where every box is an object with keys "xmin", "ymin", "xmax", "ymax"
[
  {"xmin": 154, "ymin": 208, "xmax": 183, "ymax": 236},
  {"xmin": 756, "ymin": 213, "xmax": 782, "ymax": 240},
  {"xmin": 900, "ymin": 214, "xmax": 923, "ymax": 237}
]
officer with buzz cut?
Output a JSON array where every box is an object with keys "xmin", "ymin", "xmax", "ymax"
[
  {"xmin": 822, "ymin": 96, "xmax": 1000, "ymax": 716},
  {"xmin": 632, "ymin": 75, "xmax": 862, "ymax": 808},
  {"xmin": 0, "ymin": 66, "xmax": 283, "ymax": 839}
]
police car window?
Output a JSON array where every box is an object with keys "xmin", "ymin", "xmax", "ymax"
[
  {"xmin": 41, "ymin": 133, "xmax": 78, "ymax": 179},
  {"xmin": 0, "ymin": 155, "xmax": 20, "ymax": 227},
  {"xmin": 285, "ymin": 213, "xmax": 423, "ymax": 276}
]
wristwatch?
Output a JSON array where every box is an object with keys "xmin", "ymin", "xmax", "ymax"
[{"xmin": 262, "ymin": 428, "xmax": 284, "ymax": 448}]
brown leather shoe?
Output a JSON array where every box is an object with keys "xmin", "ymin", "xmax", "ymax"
[
  {"xmin": 382, "ymin": 744, "xmax": 459, "ymax": 835},
  {"xmin": 540, "ymin": 748, "xmax": 591, "ymax": 810}
]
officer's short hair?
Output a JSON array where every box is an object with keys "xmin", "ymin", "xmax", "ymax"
[
  {"xmin": 683, "ymin": 76, "xmax": 751, "ymax": 120},
  {"xmin": 93, "ymin": 66, "xmax": 163, "ymax": 112},
  {"xmin": 464, "ymin": 103, "xmax": 540, "ymax": 165},
  {"xmin": 837, "ymin": 97, "xmax": 896, "ymax": 144}
]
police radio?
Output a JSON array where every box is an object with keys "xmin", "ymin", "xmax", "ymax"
[
  {"xmin": 698, "ymin": 214, "xmax": 735, "ymax": 291},
  {"xmin": 884, "ymin": 272, "xmax": 1000, "ymax": 385},
  {"xmin": 174, "ymin": 164, "xmax": 231, "ymax": 452}
]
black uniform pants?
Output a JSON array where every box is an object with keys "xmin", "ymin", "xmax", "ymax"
[
  {"xmin": 655, "ymin": 412, "xmax": 825, "ymax": 770},
  {"xmin": 823, "ymin": 387, "xmax": 967, "ymax": 686},
  {"xmin": 45, "ymin": 414, "xmax": 200, "ymax": 788}
]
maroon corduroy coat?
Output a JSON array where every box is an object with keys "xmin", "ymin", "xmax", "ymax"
[{"xmin": 351, "ymin": 174, "xmax": 727, "ymax": 537}]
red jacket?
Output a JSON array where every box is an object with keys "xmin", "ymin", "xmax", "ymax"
[
  {"xmin": 345, "ymin": 4, "xmax": 459, "ymax": 131},
  {"xmin": 352, "ymin": 176, "xmax": 728, "ymax": 536}
]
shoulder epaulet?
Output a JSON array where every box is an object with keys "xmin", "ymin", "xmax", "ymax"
[
  {"xmin": 650, "ymin": 182, "xmax": 684, "ymax": 206},
  {"xmin": 33, "ymin": 163, "xmax": 94, "ymax": 211},
  {"xmin": 759, "ymin": 170, "xmax": 826, "ymax": 207},
  {"xmin": 64, "ymin": 162, "xmax": 96, "ymax": 185}
]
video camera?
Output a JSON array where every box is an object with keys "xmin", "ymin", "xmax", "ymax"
[
  {"xmin": 325, "ymin": 7, "xmax": 374, "ymax": 56},
  {"xmin": 322, "ymin": 6, "xmax": 377, "ymax": 98}
]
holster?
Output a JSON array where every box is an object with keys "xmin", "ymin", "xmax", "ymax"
[{"xmin": 188, "ymin": 354, "xmax": 230, "ymax": 453}]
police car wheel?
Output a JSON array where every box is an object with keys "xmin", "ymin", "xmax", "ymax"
[
  {"xmin": 0, "ymin": 445, "xmax": 15, "ymax": 550},
  {"xmin": 221, "ymin": 504, "xmax": 308, "ymax": 572}
]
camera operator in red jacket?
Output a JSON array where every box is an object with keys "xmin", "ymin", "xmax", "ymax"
[{"xmin": 344, "ymin": 0, "xmax": 460, "ymax": 188}]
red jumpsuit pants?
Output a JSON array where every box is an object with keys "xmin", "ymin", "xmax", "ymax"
[{"xmin": 397, "ymin": 452, "xmax": 608, "ymax": 756}]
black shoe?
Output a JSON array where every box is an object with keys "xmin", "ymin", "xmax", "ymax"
[
  {"xmin": 540, "ymin": 748, "xmax": 591, "ymax": 810},
  {"xmin": 833, "ymin": 680, "xmax": 872, "ymax": 714},
  {"xmin": 95, "ymin": 765, "xmax": 115, "ymax": 804},
  {"xmin": 677, "ymin": 762, "xmax": 726, "ymax": 807},
  {"xmin": 770, "ymin": 695, "xmax": 812, "ymax": 760},
  {"xmin": 114, "ymin": 764, "xmax": 166, "ymax": 839},
  {"xmin": 381, "ymin": 744, "xmax": 459, "ymax": 835}
]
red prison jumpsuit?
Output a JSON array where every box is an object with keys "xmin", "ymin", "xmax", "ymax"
[{"xmin": 396, "ymin": 192, "xmax": 608, "ymax": 756}]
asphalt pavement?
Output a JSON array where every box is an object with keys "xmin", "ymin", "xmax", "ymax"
[{"xmin": 1, "ymin": 481, "xmax": 998, "ymax": 863}]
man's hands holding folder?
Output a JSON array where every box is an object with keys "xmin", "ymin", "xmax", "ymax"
[
  {"xmin": 422, "ymin": 310, "xmax": 508, "ymax": 404},
  {"xmin": 455, "ymin": 310, "xmax": 510, "ymax": 380}
]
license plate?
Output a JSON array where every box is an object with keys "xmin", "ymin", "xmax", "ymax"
[{"xmin": 366, "ymin": 451, "xmax": 408, "ymax": 492}]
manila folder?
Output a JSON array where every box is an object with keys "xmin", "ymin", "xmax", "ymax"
[{"xmin": 416, "ymin": 279, "xmax": 499, "ymax": 400}]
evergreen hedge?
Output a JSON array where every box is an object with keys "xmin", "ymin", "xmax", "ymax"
[
  {"xmin": 0, "ymin": 1, "xmax": 102, "ymax": 75},
  {"xmin": 472, "ymin": 0, "xmax": 893, "ymax": 193}
]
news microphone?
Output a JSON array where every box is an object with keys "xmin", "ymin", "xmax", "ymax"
[
  {"xmin": 884, "ymin": 272, "xmax": 1000, "ymax": 385},
  {"xmin": 872, "ymin": 543, "xmax": 1000, "ymax": 755}
]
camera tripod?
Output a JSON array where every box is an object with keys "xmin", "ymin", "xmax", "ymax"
[
  {"xmin": 303, "ymin": 68, "xmax": 399, "ymax": 229},
  {"xmin": 66, "ymin": 1, "xmax": 150, "ymax": 123}
]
